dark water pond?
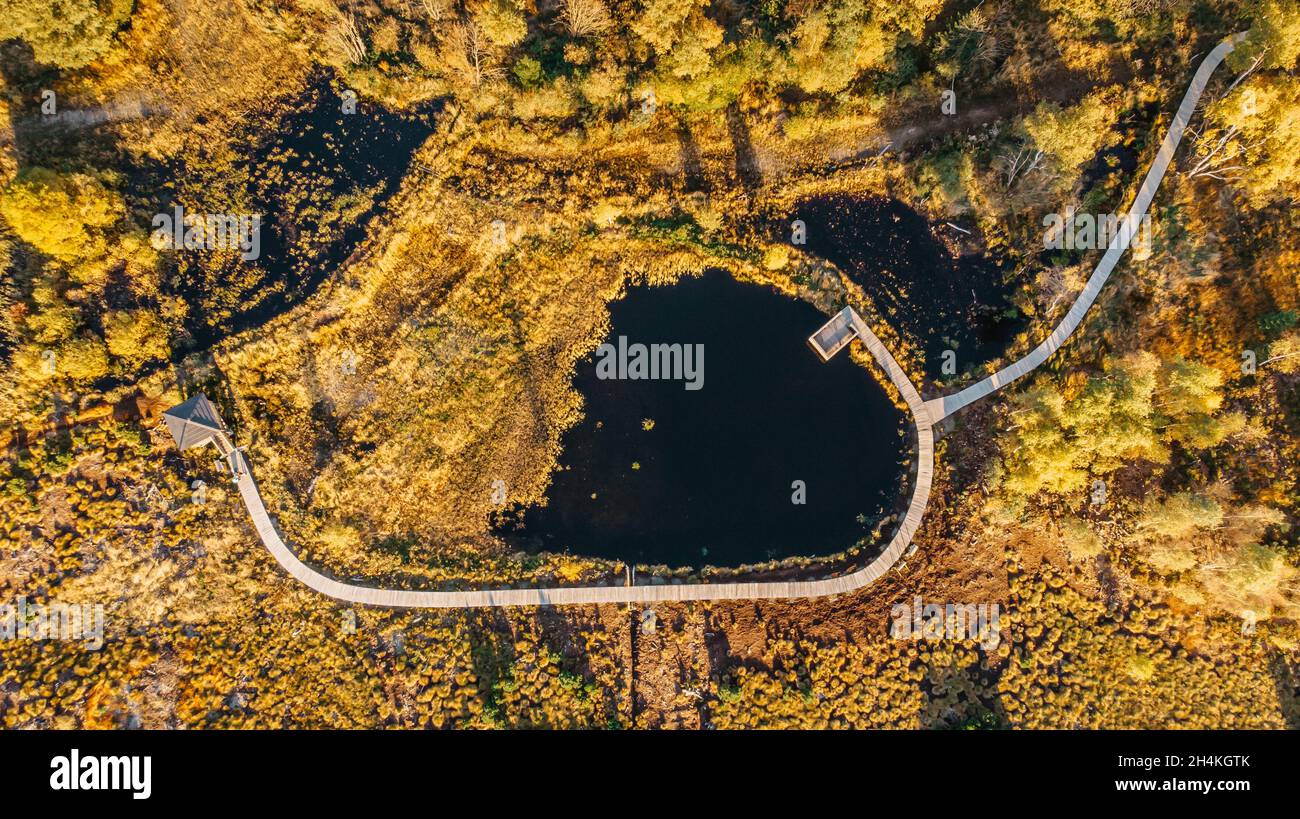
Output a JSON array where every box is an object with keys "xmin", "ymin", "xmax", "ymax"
[
  {"xmin": 497, "ymin": 270, "xmax": 907, "ymax": 569},
  {"xmin": 162, "ymin": 70, "xmax": 437, "ymax": 350},
  {"xmin": 793, "ymin": 196, "xmax": 1025, "ymax": 382}
]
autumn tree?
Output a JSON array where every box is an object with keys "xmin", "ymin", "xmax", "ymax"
[
  {"xmin": 1000, "ymin": 354, "xmax": 1244, "ymax": 498},
  {"xmin": 1262, "ymin": 330, "xmax": 1300, "ymax": 372},
  {"xmin": 0, "ymin": 0, "xmax": 133, "ymax": 68},
  {"xmin": 1002, "ymin": 386, "xmax": 1089, "ymax": 496},
  {"xmin": 473, "ymin": 0, "xmax": 528, "ymax": 48},
  {"xmin": 932, "ymin": 7, "xmax": 999, "ymax": 86},
  {"xmin": 1156, "ymin": 356, "xmax": 1244, "ymax": 449},
  {"xmin": 1065, "ymin": 352, "xmax": 1166, "ymax": 472},
  {"xmin": 1131, "ymin": 492, "xmax": 1223, "ymax": 574},
  {"xmin": 54, "ymin": 335, "xmax": 111, "ymax": 383},
  {"xmin": 654, "ymin": 40, "xmax": 773, "ymax": 111},
  {"xmin": 1199, "ymin": 74, "xmax": 1300, "ymax": 206},
  {"xmin": 23, "ymin": 283, "xmax": 79, "ymax": 345},
  {"xmin": 1198, "ymin": 542, "xmax": 1298, "ymax": 619},
  {"xmin": 1134, "ymin": 492, "xmax": 1225, "ymax": 541},
  {"xmin": 786, "ymin": 2, "xmax": 885, "ymax": 95},
  {"xmin": 633, "ymin": 0, "xmax": 724, "ymax": 82},
  {"xmin": 1022, "ymin": 88, "xmax": 1122, "ymax": 177},
  {"xmin": 0, "ymin": 168, "xmax": 123, "ymax": 263},
  {"xmin": 780, "ymin": 0, "xmax": 946, "ymax": 97},
  {"xmin": 1240, "ymin": 0, "xmax": 1300, "ymax": 71},
  {"xmin": 103, "ymin": 309, "xmax": 170, "ymax": 369}
]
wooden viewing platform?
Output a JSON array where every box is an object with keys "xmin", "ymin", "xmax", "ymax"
[{"xmin": 807, "ymin": 306, "xmax": 859, "ymax": 361}]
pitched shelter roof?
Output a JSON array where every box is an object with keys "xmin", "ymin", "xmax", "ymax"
[{"xmin": 162, "ymin": 393, "xmax": 228, "ymax": 451}]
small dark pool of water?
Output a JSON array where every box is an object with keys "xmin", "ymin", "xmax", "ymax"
[
  {"xmin": 162, "ymin": 70, "xmax": 438, "ymax": 350},
  {"xmin": 793, "ymin": 196, "xmax": 1025, "ymax": 382},
  {"xmin": 496, "ymin": 270, "xmax": 907, "ymax": 569}
]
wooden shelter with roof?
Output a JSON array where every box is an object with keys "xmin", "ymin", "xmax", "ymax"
[{"xmin": 162, "ymin": 392, "xmax": 245, "ymax": 479}]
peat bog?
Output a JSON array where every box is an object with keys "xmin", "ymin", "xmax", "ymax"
[{"xmin": 793, "ymin": 195, "xmax": 1026, "ymax": 382}]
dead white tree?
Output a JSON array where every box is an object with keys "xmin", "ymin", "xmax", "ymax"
[
  {"xmin": 1185, "ymin": 48, "xmax": 1269, "ymax": 182},
  {"xmin": 441, "ymin": 22, "xmax": 503, "ymax": 87},
  {"xmin": 1185, "ymin": 124, "xmax": 1254, "ymax": 181},
  {"xmin": 561, "ymin": 0, "xmax": 612, "ymax": 37},
  {"xmin": 419, "ymin": 0, "xmax": 453, "ymax": 22},
  {"xmin": 999, "ymin": 145, "xmax": 1045, "ymax": 189},
  {"xmin": 332, "ymin": 11, "xmax": 368, "ymax": 65}
]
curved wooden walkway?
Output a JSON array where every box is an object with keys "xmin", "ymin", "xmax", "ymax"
[
  {"xmin": 230, "ymin": 314, "xmax": 934, "ymax": 607},
  {"xmin": 925, "ymin": 32, "xmax": 1246, "ymax": 421},
  {"xmin": 190, "ymin": 34, "xmax": 1241, "ymax": 607}
]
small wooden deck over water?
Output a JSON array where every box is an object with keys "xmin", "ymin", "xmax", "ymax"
[{"xmin": 807, "ymin": 306, "xmax": 859, "ymax": 361}]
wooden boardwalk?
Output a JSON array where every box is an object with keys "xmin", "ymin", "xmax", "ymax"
[
  {"xmin": 226, "ymin": 309, "xmax": 933, "ymax": 608},
  {"xmin": 925, "ymin": 32, "xmax": 1246, "ymax": 422},
  {"xmin": 175, "ymin": 33, "xmax": 1242, "ymax": 608}
]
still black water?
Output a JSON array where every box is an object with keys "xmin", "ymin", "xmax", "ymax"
[
  {"xmin": 162, "ymin": 70, "xmax": 437, "ymax": 350},
  {"xmin": 498, "ymin": 270, "xmax": 907, "ymax": 569},
  {"xmin": 794, "ymin": 196, "xmax": 1025, "ymax": 381}
]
